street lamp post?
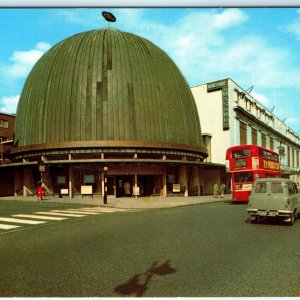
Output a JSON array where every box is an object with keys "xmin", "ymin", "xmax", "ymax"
[{"xmin": 103, "ymin": 166, "xmax": 108, "ymax": 204}]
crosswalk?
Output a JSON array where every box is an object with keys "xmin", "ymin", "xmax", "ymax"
[{"xmin": 0, "ymin": 207, "xmax": 129, "ymax": 233}]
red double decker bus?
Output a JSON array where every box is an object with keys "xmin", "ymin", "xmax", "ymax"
[{"xmin": 226, "ymin": 144, "xmax": 281, "ymax": 202}]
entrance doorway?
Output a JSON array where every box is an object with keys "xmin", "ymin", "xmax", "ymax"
[
  {"xmin": 138, "ymin": 175, "xmax": 162, "ymax": 197},
  {"xmin": 116, "ymin": 176, "xmax": 134, "ymax": 197},
  {"xmin": 106, "ymin": 176, "xmax": 115, "ymax": 196}
]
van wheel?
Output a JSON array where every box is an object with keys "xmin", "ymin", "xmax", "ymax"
[
  {"xmin": 251, "ymin": 216, "xmax": 257, "ymax": 224},
  {"xmin": 289, "ymin": 213, "xmax": 295, "ymax": 226}
]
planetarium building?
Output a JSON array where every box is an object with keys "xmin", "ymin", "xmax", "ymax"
[{"xmin": 8, "ymin": 27, "xmax": 215, "ymax": 198}]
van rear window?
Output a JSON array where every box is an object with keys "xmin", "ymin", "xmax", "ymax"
[
  {"xmin": 255, "ymin": 182, "xmax": 266, "ymax": 193},
  {"xmin": 271, "ymin": 183, "xmax": 283, "ymax": 193}
]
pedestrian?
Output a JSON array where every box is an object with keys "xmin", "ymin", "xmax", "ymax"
[
  {"xmin": 213, "ymin": 183, "xmax": 219, "ymax": 198},
  {"xmin": 219, "ymin": 183, "xmax": 225, "ymax": 198},
  {"xmin": 37, "ymin": 182, "xmax": 45, "ymax": 201},
  {"xmin": 124, "ymin": 181, "xmax": 131, "ymax": 197}
]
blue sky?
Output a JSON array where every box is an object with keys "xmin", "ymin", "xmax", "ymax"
[{"xmin": 1, "ymin": 8, "xmax": 300, "ymax": 133}]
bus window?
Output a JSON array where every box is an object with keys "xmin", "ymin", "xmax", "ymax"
[
  {"xmin": 233, "ymin": 171, "xmax": 253, "ymax": 183},
  {"xmin": 232, "ymin": 149, "xmax": 250, "ymax": 158}
]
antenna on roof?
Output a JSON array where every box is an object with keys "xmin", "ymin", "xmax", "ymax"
[
  {"xmin": 270, "ymin": 106, "xmax": 275, "ymax": 113},
  {"xmin": 102, "ymin": 11, "xmax": 116, "ymax": 28},
  {"xmin": 282, "ymin": 117, "xmax": 287, "ymax": 123},
  {"xmin": 246, "ymin": 85, "xmax": 254, "ymax": 93}
]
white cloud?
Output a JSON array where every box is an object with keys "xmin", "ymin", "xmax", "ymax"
[
  {"xmin": 0, "ymin": 95, "xmax": 19, "ymax": 114},
  {"xmin": 280, "ymin": 11, "xmax": 300, "ymax": 40},
  {"xmin": 250, "ymin": 91, "xmax": 272, "ymax": 108},
  {"xmin": 4, "ymin": 42, "xmax": 51, "ymax": 79},
  {"xmin": 211, "ymin": 8, "xmax": 248, "ymax": 29}
]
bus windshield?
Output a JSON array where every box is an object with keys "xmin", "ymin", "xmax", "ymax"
[{"xmin": 233, "ymin": 171, "xmax": 253, "ymax": 183}]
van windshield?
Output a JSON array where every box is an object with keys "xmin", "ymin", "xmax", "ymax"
[{"xmin": 271, "ymin": 182, "xmax": 283, "ymax": 193}]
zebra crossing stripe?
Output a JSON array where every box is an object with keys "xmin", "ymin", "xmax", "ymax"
[
  {"xmin": 80, "ymin": 207, "xmax": 121, "ymax": 213},
  {"xmin": 0, "ymin": 224, "xmax": 21, "ymax": 230},
  {"xmin": 12, "ymin": 214, "xmax": 67, "ymax": 221},
  {"xmin": 53, "ymin": 209, "xmax": 102, "ymax": 215},
  {"xmin": 35, "ymin": 212, "xmax": 85, "ymax": 217},
  {"xmin": 0, "ymin": 217, "xmax": 46, "ymax": 225}
]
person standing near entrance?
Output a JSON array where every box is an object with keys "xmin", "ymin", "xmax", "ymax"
[
  {"xmin": 213, "ymin": 183, "xmax": 219, "ymax": 198},
  {"xmin": 124, "ymin": 181, "xmax": 131, "ymax": 197}
]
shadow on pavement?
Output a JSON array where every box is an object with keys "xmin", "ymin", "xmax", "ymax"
[{"xmin": 114, "ymin": 260, "xmax": 176, "ymax": 297}]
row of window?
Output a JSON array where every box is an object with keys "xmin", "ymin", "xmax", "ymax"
[
  {"xmin": 239, "ymin": 122, "xmax": 300, "ymax": 169},
  {"xmin": 0, "ymin": 119, "xmax": 8, "ymax": 128}
]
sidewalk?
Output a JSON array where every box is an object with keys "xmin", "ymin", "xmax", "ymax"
[{"xmin": 0, "ymin": 194, "xmax": 231, "ymax": 209}]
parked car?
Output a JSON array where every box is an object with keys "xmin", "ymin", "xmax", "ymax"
[{"xmin": 247, "ymin": 178, "xmax": 300, "ymax": 225}]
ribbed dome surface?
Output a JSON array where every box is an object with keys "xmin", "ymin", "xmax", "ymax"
[{"xmin": 14, "ymin": 28, "xmax": 206, "ymax": 154}]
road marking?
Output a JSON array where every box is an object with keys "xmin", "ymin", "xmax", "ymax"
[
  {"xmin": 12, "ymin": 214, "xmax": 67, "ymax": 221},
  {"xmin": 0, "ymin": 224, "xmax": 21, "ymax": 230},
  {"xmin": 80, "ymin": 207, "xmax": 123, "ymax": 213},
  {"xmin": 52, "ymin": 209, "xmax": 102, "ymax": 215},
  {"xmin": 35, "ymin": 212, "xmax": 85, "ymax": 217},
  {"xmin": 0, "ymin": 217, "xmax": 46, "ymax": 225}
]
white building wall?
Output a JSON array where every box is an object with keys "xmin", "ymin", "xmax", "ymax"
[
  {"xmin": 192, "ymin": 78, "xmax": 300, "ymax": 177},
  {"xmin": 191, "ymin": 84, "xmax": 231, "ymax": 165}
]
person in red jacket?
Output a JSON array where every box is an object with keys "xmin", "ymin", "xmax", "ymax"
[{"xmin": 37, "ymin": 182, "xmax": 45, "ymax": 201}]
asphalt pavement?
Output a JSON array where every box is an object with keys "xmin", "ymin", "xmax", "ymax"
[{"xmin": 0, "ymin": 194, "xmax": 230, "ymax": 209}]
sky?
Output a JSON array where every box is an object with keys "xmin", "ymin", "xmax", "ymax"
[{"xmin": 1, "ymin": 8, "xmax": 300, "ymax": 133}]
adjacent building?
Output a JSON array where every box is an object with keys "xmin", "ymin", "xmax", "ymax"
[{"xmin": 192, "ymin": 78, "xmax": 300, "ymax": 186}]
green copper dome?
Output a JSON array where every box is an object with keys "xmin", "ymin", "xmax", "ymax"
[{"xmin": 13, "ymin": 28, "xmax": 207, "ymax": 157}]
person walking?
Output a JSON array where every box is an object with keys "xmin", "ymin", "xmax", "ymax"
[
  {"xmin": 37, "ymin": 182, "xmax": 45, "ymax": 202},
  {"xmin": 219, "ymin": 183, "xmax": 225, "ymax": 198},
  {"xmin": 213, "ymin": 183, "xmax": 219, "ymax": 198}
]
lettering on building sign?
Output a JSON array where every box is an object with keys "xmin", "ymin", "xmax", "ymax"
[
  {"xmin": 222, "ymin": 87, "xmax": 229, "ymax": 130},
  {"xmin": 207, "ymin": 79, "xmax": 230, "ymax": 130},
  {"xmin": 207, "ymin": 80, "xmax": 227, "ymax": 91},
  {"xmin": 263, "ymin": 160, "xmax": 280, "ymax": 170}
]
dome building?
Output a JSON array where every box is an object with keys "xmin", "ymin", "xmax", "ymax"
[{"xmin": 10, "ymin": 27, "xmax": 210, "ymax": 198}]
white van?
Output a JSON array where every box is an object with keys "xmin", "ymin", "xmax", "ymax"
[{"xmin": 247, "ymin": 178, "xmax": 300, "ymax": 225}]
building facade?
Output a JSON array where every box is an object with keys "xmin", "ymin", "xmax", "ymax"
[
  {"xmin": 0, "ymin": 28, "xmax": 229, "ymax": 198},
  {"xmin": 191, "ymin": 78, "xmax": 300, "ymax": 186}
]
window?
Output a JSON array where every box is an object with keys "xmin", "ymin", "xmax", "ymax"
[
  {"xmin": 252, "ymin": 128, "xmax": 257, "ymax": 145},
  {"xmin": 84, "ymin": 175, "xmax": 95, "ymax": 184},
  {"xmin": 57, "ymin": 176, "xmax": 66, "ymax": 184},
  {"xmin": 234, "ymin": 159, "xmax": 247, "ymax": 168},
  {"xmin": 239, "ymin": 122, "xmax": 247, "ymax": 145},
  {"xmin": 269, "ymin": 137, "xmax": 274, "ymax": 151},
  {"xmin": 0, "ymin": 119, "xmax": 8, "ymax": 128},
  {"xmin": 232, "ymin": 149, "xmax": 250, "ymax": 158},
  {"xmin": 233, "ymin": 171, "xmax": 253, "ymax": 183},
  {"xmin": 261, "ymin": 133, "xmax": 266, "ymax": 148},
  {"xmin": 288, "ymin": 183, "xmax": 298, "ymax": 195},
  {"xmin": 255, "ymin": 182, "xmax": 266, "ymax": 193},
  {"xmin": 271, "ymin": 183, "xmax": 283, "ymax": 193}
]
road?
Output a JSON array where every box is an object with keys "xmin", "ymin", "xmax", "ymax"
[{"xmin": 1, "ymin": 201, "xmax": 300, "ymax": 297}]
